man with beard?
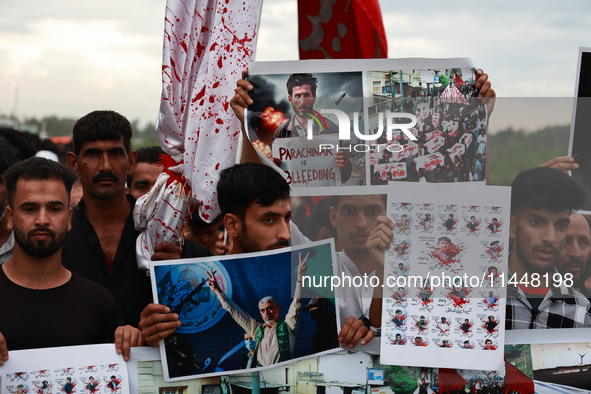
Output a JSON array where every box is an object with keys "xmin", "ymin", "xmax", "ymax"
[
  {"xmin": 237, "ymin": 72, "xmax": 351, "ymax": 183},
  {"xmin": 139, "ymin": 163, "xmax": 378, "ymax": 349},
  {"xmin": 274, "ymin": 74, "xmax": 337, "ymax": 138},
  {"xmin": 506, "ymin": 167, "xmax": 590, "ymax": 329},
  {"xmin": 0, "ymin": 158, "xmax": 141, "ymax": 366},
  {"xmin": 556, "ymin": 212, "xmax": 591, "ymax": 295},
  {"xmin": 204, "ymin": 253, "xmax": 307, "ymax": 366}
]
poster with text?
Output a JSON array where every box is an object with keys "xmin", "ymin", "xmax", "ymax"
[
  {"xmin": 246, "ymin": 59, "xmax": 489, "ymax": 188},
  {"xmin": 366, "ymin": 63, "xmax": 488, "ymax": 185},
  {"xmin": 245, "ymin": 64, "xmax": 365, "ymax": 187},
  {"xmin": 272, "ymin": 135, "xmax": 341, "ymax": 186},
  {"xmin": 380, "ymin": 183, "xmax": 510, "ymax": 371}
]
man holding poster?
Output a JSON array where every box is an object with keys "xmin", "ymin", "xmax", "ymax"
[
  {"xmin": 0, "ymin": 158, "xmax": 141, "ymax": 366},
  {"xmin": 506, "ymin": 167, "xmax": 591, "ymax": 329},
  {"xmin": 140, "ymin": 163, "xmax": 376, "ymax": 350}
]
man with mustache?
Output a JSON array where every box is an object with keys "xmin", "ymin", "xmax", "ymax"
[
  {"xmin": 556, "ymin": 212, "xmax": 591, "ymax": 294},
  {"xmin": 506, "ymin": 167, "xmax": 590, "ymax": 329},
  {"xmin": 63, "ymin": 111, "xmax": 181, "ymax": 327},
  {"xmin": 140, "ymin": 163, "xmax": 381, "ymax": 349},
  {"xmin": 0, "ymin": 158, "xmax": 141, "ymax": 366}
]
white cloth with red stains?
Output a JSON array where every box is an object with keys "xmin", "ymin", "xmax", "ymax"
[{"xmin": 133, "ymin": 0, "xmax": 260, "ymax": 270}]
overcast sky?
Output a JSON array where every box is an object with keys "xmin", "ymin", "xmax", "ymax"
[{"xmin": 1, "ymin": 0, "xmax": 590, "ymax": 130}]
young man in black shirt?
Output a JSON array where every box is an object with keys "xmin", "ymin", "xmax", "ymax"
[{"xmin": 0, "ymin": 158, "xmax": 141, "ymax": 366}]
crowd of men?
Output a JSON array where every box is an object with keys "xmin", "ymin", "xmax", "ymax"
[{"xmin": 2, "ymin": 68, "xmax": 591, "ymax": 371}]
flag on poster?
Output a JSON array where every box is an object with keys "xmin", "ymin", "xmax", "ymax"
[{"xmin": 436, "ymin": 84, "xmax": 469, "ymax": 105}]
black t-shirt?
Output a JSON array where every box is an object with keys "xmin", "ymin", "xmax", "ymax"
[
  {"xmin": 0, "ymin": 267, "xmax": 124, "ymax": 351},
  {"xmin": 62, "ymin": 197, "xmax": 212, "ymax": 327},
  {"xmin": 62, "ymin": 197, "xmax": 151, "ymax": 327}
]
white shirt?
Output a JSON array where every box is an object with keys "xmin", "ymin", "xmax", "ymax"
[{"xmin": 334, "ymin": 251, "xmax": 375, "ymax": 326}]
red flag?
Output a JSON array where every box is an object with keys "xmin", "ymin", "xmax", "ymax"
[
  {"xmin": 455, "ymin": 72, "xmax": 464, "ymax": 85},
  {"xmin": 298, "ymin": 0, "xmax": 387, "ymax": 59},
  {"xmin": 438, "ymin": 368, "xmax": 467, "ymax": 392},
  {"xmin": 505, "ymin": 361, "xmax": 535, "ymax": 394}
]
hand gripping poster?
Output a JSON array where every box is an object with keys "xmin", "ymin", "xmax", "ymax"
[
  {"xmin": 149, "ymin": 240, "xmax": 340, "ymax": 381},
  {"xmin": 244, "ymin": 58, "xmax": 489, "ymax": 189},
  {"xmin": 380, "ymin": 183, "xmax": 510, "ymax": 371}
]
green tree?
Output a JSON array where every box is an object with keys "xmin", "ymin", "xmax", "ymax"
[
  {"xmin": 488, "ymin": 125, "xmax": 570, "ymax": 185},
  {"xmin": 505, "ymin": 344, "xmax": 534, "ymax": 379},
  {"xmin": 385, "ymin": 366, "xmax": 416, "ymax": 394}
]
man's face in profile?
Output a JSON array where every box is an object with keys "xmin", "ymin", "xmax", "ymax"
[
  {"xmin": 557, "ymin": 212, "xmax": 591, "ymax": 283},
  {"xmin": 510, "ymin": 207, "xmax": 571, "ymax": 274},
  {"xmin": 289, "ymin": 84, "xmax": 316, "ymax": 118}
]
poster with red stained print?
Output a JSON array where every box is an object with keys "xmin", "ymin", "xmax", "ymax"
[
  {"xmin": 245, "ymin": 58, "xmax": 487, "ymax": 188},
  {"xmin": 414, "ymin": 152, "xmax": 444, "ymax": 172},
  {"xmin": 374, "ymin": 162, "xmax": 407, "ymax": 180},
  {"xmin": 0, "ymin": 345, "xmax": 128, "ymax": 394},
  {"xmin": 366, "ymin": 62, "xmax": 488, "ymax": 186},
  {"xmin": 380, "ymin": 183, "xmax": 510, "ymax": 371},
  {"xmin": 245, "ymin": 62, "xmax": 366, "ymax": 187}
]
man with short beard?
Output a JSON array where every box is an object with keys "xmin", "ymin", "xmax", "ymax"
[
  {"xmin": 204, "ymin": 254, "xmax": 307, "ymax": 367},
  {"xmin": 139, "ymin": 163, "xmax": 378, "ymax": 349},
  {"xmin": 328, "ymin": 194, "xmax": 394, "ymax": 331},
  {"xmin": 556, "ymin": 212, "xmax": 591, "ymax": 294},
  {"xmin": 0, "ymin": 158, "xmax": 141, "ymax": 366},
  {"xmin": 506, "ymin": 167, "xmax": 590, "ymax": 329}
]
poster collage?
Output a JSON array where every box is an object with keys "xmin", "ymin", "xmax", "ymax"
[
  {"xmin": 3, "ymin": 53, "xmax": 591, "ymax": 393},
  {"xmin": 380, "ymin": 184, "xmax": 508, "ymax": 370},
  {"xmin": 244, "ymin": 58, "xmax": 488, "ymax": 188},
  {"xmin": 0, "ymin": 345, "xmax": 128, "ymax": 394}
]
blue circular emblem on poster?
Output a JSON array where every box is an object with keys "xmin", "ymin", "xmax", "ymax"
[{"xmin": 154, "ymin": 260, "xmax": 232, "ymax": 334}]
